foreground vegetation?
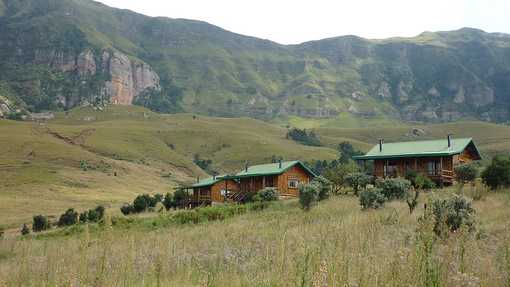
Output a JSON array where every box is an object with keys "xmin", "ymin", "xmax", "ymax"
[{"xmin": 1, "ymin": 188, "xmax": 509, "ymax": 286}]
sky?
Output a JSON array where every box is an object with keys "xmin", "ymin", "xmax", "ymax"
[{"xmin": 97, "ymin": 0, "xmax": 510, "ymax": 45}]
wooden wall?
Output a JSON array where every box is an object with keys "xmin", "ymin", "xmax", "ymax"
[
  {"xmin": 277, "ymin": 165, "xmax": 312, "ymax": 197},
  {"xmin": 192, "ymin": 179, "xmax": 239, "ymax": 203},
  {"xmin": 374, "ymin": 156, "xmax": 454, "ymax": 178}
]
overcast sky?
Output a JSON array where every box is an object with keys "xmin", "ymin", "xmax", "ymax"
[{"xmin": 97, "ymin": 0, "xmax": 510, "ymax": 45}]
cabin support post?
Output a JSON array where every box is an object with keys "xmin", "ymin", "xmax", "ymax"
[
  {"xmin": 262, "ymin": 176, "xmax": 266, "ymax": 188},
  {"xmin": 414, "ymin": 158, "xmax": 418, "ymax": 173},
  {"xmin": 224, "ymin": 180, "xmax": 228, "ymax": 202}
]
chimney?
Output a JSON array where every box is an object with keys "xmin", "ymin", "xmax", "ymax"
[
  {"xmin": 213, "ymin": 174, "xmax": 216, "ymax": 180},
  {"xmin": 447, "ymin": 134, "xmax": 452, "ymax": 148},
  {"xmin": 245, "ymin": 162, "xmax": 249, "ymax": 172},
  {"xmin": 379, "ymin": 139, "xmax": 384, "ymax": 152},
  {"xmin": 196, "ymin": 176, "xmax": 200, "ymax": 183},
  {"xmin": 279, "ymin": 159, "xmax": 282, "ymax": 169}
]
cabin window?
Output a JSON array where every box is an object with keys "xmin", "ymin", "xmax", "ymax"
[
  {"xmin": 288, "ymin": 179, "xmax": 299, "ymax": 189},
  {"xmin": 427, "ymin": 161, "xmax": 441, "ymax": 176}
]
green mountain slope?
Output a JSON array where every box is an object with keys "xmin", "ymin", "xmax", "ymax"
[{"xmin": 0, "ymin": 0, "xmax": 509, "ymax": 123}]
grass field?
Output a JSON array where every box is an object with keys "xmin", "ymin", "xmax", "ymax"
[
  {"xmin": 1, "ymin": 105, "xmax": 510, "ymax": 228},
  {"xmin": 0, "ymin": 189, "xmax": 509, "ymax": 286}
]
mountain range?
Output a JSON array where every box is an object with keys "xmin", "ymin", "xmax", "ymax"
[{"xmin": 1, "ymin": 0, "xmax": 509, "ymax": 123}]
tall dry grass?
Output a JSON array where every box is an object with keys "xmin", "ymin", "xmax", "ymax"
[{"xmin": 0, "ymin": 192, "xmax": 509, "ymax": 286}]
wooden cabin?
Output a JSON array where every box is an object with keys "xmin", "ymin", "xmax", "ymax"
[
  {"xmin": 187, "ymin": 176, "xmax": 239, "ymax": 206},
  {"xmin": 352, "ymin": 136, "xmax": 481, "ymax": 185},
  {"xmin": 222, "ymin": 160, "xmax": 317, "ymax": 202}
]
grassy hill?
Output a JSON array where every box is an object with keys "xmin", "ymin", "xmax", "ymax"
[
  {"xmin": 0, "ymin": 106, "xmax": 338, "ymax": 227},
  {"xmin": 1, "ymin": 191, "xmax": 509, "ymax": 286},
  {"xmin": 1, "ymin": 105, "xmax": 510, "ymax": 227}
]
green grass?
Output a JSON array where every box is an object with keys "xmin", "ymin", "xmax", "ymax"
[{"xmin": 1, "ymin": 190, "xmax": 509, "ymax": 286}]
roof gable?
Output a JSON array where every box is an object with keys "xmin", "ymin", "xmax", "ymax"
[{"xmin": 353, "ymin": 138, "xmax": 481, "ymax": 160}]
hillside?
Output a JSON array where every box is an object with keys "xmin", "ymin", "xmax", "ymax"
[
  {"xmin": 0, "ymin": 106, "xmax": 338, "ymax": 227},
  {"xmin": 0, "ymin": 0, "xmax": 509, "ymax": 123},
  {"xmin": 1, "ymin": 106, "xmax": 510, "ymax": 227}
]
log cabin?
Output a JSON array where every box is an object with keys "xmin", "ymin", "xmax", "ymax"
[
  {"xmin": 187, "ymin": 176, "xmax": 240, "ymax": 206},
  {"xmin": 222, "ymin": 160, "xmax": 317, "ymax": 202},
  {"xmin": 352, "ymin": 136, "xmax": 481, "ymax": 185}
]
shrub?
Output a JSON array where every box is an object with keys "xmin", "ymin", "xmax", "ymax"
[
  {"xmin": 312, "ymin": 176, "xmax": 332, "ymax": 201},
  {"xmin": 345, "ymin": 172, "xmax": 372, "ymax": 195},
  {"xmin": 253, "ymin": 187, "xmax": 279, "ymax": 202},
  {"xmin": 58, "ymin": 208, "xmax": 78, "ymax": 227},
  {"xmin": 173, "ymin": 188, "xmax": 190, "ymax": 208},
  {"xmin": 32, "ymin": 215, "xmax": 51, "ymax": 232},
  {"xmin": 481, "ymin": 155, "xmax": 510, "ymax": 190},
  {"xmin": 376, "ymin": 178, "xmax": 412, "ymax": 200},
  {"xmin": 415, "ymin": 174, "xmax": 436, "ymax": 190},
  {"xmin": 286, "ymin": 128, "xmax": 321, "ymax": 146},
  {"xmin": 163, "ymin": 192, "xmax": 175, "ymax": 210},
  {"xmin": 79, "ymin": 211, "xmax": 89, "ymax": 223},
  {"xmin": 455, "ymin": 164, "xmax": 478, "ymax": 191},
  {"xmin": 0, "ymin": 228, "xmax": 4, "ymax": 238},
  {"xmin": 21, "ymin": 224, "xmax": 30, "ymax": 236},
  {"xmin": 322, "ymin": 163, "xmax": 359, "ymax": 194},
  {"xmin": 428, "ymin": 195, "xmax": 476, "ymax": 237},
  {"xmin": 359, "ymin": 189, "xmax": 386, "ymax": 210},
  {"xmin": 298, "ymin": 183, "xmax": 319, "ymax": 211},
  {"xmin": 120, "ymin": 204, "xmax": 135, "ymax": 216},
  {"xmin": 133, "ymin": 194, "xmax": 158, "ymax": 213},
  {"xmin": 87, "ymin": 205, "xmax": 105, "ymax": 222}
]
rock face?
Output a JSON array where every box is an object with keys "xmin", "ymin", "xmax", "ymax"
[
  {"xmin": 102, "ymin": 51, "xmax": 160, "ymax": 105},
  {"xmin": 35, "ymin": 49, "xmax": 160, "ymax": 106}
]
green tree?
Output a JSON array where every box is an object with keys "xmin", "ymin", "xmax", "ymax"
[
  {"xmin": 455, "ymin": 164, "xmax": 478, "ymax": 192},
  {"xmin": 312, "ymin": 176, "xmax": 332, "ymax": 201},
  {"xmin": 345, "ymin": 172, "xmax": 372, "ymax": 196},
  {"xmin": 298, "ymin": 183, "xmax": 319, "ymax": 211},
  {"xmin": 58, "ymin": 208, "xmax": 78, "ymax": 227},
  {"xmin": 323, "ymin": 163, "xmax": 358, "ymax": 194},
  {"xmin": 253, "ymin": 187, "xmax": 279, "ymax": 202},
  {"xmin": 32, "ymin": 215, "xmax": 51, "ymax": 232},
  {"xmin": 481, "ymin": 155, "xmax": 510, "ymax": 190},
  {"xmin": 163, "ymin": 193, "xmax": 175, "ymax": 210},
  {"xmin": 173, "ymin": 188, "xmax": 190, "ymax": 208}
]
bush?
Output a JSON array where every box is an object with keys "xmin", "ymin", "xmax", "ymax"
[
  {"xmin": 481, "ymin": 155, "xmax": 510, "ymax": 190},
  {"xmin": 58, "ymin": 208, "xmax": 78, "ymax": 227},
  {"xmin": 171, "ymin": 204, "xmax": 249, "ymax": 225},
  {"xmin": 32, "ymin": 215, "xmax": 51, "ymax": 232},
  {"xmin": 298, "ymin": 183, "xmax": 319, "ymax": 211},
  {"xmin": 406, "ymin": 189, "xmax": 420, "ymax": 214},
  {"xmin": 455, "ymin": 164, "xmax": 478, "ymax": 190},
  {"xmin": 173, "ymin": 188, "xmax": 190, "ymax": 208},
  {"xmin": 88, "ymin": 205, "xmax": 105, "ymax": 222},
  {"xmin": 428, "ymin": 195, "xmax": 476, "ymax": 237},
  {"xmin": 312, "ymin": 176, "xmax": 332, "ymax": 201},
  {"xmin": 163, "ymin": 192, "xmax": 175, "ymax": 210},
  {"xmin": 253, "ymin": 187, "xmax": 279, "ymax": 202},
  {"xmin": 21, "ymin": 224, "xmax": 30, "ymax": 236},
  {"xmin": 345, "ymin": 172, "xmax": 372, "ymax": 195},
  {"xmin": 120, "ymin": 204, "xmax": 135, "ymax": 216},
  {"xmin": 359, "ymin": 189, "xmax": 386, "ymax": 210},
  {"xmin": 133, "ymin": 194, "xmax": 159, "ymax": 213},
  {"xmin": 79, "ymin": 211, "xmax": 89, "ymax": 223},
  {"xmin": 286, "ymin": 128, "xmax": 321, "ymax": 146},
  {"xmin": 415, "ymin": 174, "xmax": 436, "ymax": 190},
  {"xmin": 376, "ymin": 178, "xmax": 412, "ymax": 200}
]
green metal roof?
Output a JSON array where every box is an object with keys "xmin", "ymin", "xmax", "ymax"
[
  {"xmin": 352, "ymin": 138, "xmax": 481, "ymax": 160},
  {"xmin": 222, "ymin": 160, "xmax": 317, "ymax": 179},
  {"xmin": 189, "ymin": 175, "xmax": 225, "ymax": 188}
]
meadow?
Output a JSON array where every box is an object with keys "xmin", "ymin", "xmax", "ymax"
[{"xmin": 1, "ymin": 189, "xmax": 509, "ymax": 286}]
